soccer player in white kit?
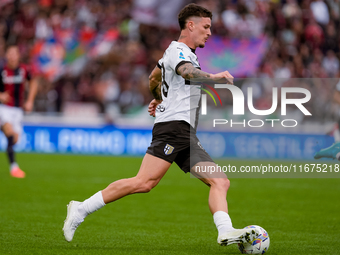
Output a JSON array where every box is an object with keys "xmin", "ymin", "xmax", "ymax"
[{"xmin": 63, "ymin": 3, "xmax": 259, "ymax": 246}]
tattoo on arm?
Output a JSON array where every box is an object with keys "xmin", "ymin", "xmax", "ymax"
[
  {"xmin": 177, "ymin": 63, "xmax": 211, "ymax": 82},
  {"xmin": 151, "ymin": 82, "xmax": 162, "ymax": 100},
  {"xmin": 149, "ymin": 65, "xmax": 162, "ymax": 100}
]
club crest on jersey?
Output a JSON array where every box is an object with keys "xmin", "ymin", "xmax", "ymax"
[
  {"xmin": 179, "ymin": 52, "xmax": 185, "ymax": 60},
  {"xmin": 164, "ymin": 144, "xmax": 174, "ymax": 155}
]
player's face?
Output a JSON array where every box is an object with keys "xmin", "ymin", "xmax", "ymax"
[
  {"xmin": 193, "ymin": 17, "xmax": 211, "ymax": 48},
  {"xmin": 6, "ymin": 46, "xmax": 20, "ymax": 68}
]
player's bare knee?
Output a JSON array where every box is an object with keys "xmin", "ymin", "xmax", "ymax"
[
  {"xmin": 221, "ymin": 178, "xmax": 230, "ymax": 191},
  {"xmin": 2, "ymin": 124, "xmax": 17, "ymax": 139},
  {"xmin": 136, "ymin": 182, "xmax": 153, "ymax": 193},
  {"xmin": 133, "ymin": 178, "xmax": 155, "ymax": 193},
  {"xmin": 132, "ymin": 178, "xmax": 145, "ymax": 192},
  {"xmin": 143, "ymin": 182, "xmax": 154, "ymax": 193},
  {"xmin": 13, "ymin": 134, "xmax": 19, "ymax": 144},
  {"xmin": 212, "ymin": 178, "xmax": 230, "ymax": 191}
]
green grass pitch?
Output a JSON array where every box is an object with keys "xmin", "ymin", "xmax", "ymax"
[{"xmin": 0, "ymin": 153, "xmax": 339, "ymax": 254}]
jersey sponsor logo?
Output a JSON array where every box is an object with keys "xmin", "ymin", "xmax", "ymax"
[
  {"xmin": 177, "ymin": 47, "xmax": 183, "ymax": 51},
  {"xmin": 1, "ymin": 68, "xmax": 25, "ymax": 84},
  {"xmin": 179, "ymin": 52, "xmax": 185, "ymax": 60},
  {"xmin": 164, "ymin": 144, "xmax": 174, "ymax": 155},
  {"xmin": 156, "ymin": 104, "xmax": 165, "ymax": 112}
]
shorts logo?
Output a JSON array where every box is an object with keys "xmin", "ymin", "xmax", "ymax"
[
  {"xmin": 164, "ymin": 144, "xmax": 174, "ymax": 155},
  {"xmin": 197, "ymin": 141, "xmax": 205, "ymax": 151}
]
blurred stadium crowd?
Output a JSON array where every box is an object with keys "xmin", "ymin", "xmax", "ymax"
[{"xmin": 0, "ymin": 0, "xmax": 339, "ymax": 119}]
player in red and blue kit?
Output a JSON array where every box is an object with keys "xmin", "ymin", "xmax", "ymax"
[{"xmin": 0, "ymin": 45, "xmax": 38, "ymax": 178}]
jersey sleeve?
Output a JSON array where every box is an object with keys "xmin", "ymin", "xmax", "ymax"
[
  {"xmin": 25, "ymin": 65, "xmax": 31, "ymax": 81},
  {"xmin": 157, "ymin": 58, "xmax": 163, "ymax": 69},
  {"xmin": 168, "ymin": 47, "xmax": 192, "ymax": 75}
]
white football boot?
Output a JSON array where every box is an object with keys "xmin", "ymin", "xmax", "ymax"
[
  {"xmin": 217, "ymin": 228, "xmax": 259, "ymax": 246},
  {"xmin": 63, "ymin": 201, "xmax": 84, "ymax": 242}
]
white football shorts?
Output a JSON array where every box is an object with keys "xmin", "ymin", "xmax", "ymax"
[{"xmin": 0, "ymin": 104, "xmax": 24, "ymax": 136}]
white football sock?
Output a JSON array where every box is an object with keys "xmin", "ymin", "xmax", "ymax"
[
  {"xmin": 10, "ymin": 162, "xmax": 18, "ymax": 171},
  {"xmin": 78, "ymin": 191, "xmax": 106, "ymax": 218},
  {"xmin": 213, "ymin": 211, "xmax": 235, "ymax": 236}
]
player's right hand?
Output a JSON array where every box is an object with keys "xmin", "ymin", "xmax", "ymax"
[
  {"xmin": 212, "ymin": 71, "xmax": 234, "ymax": 84},
  {"xmin": 23, "ymin": 100, "xmax": 34, "ymax": 112},
  {"xmin": 148, "ymin": 99, "xmax": 162, "ymax": 117},
  {"xmin": 0, "ymin": 92, "xmax": 11, "ymax": 104}
]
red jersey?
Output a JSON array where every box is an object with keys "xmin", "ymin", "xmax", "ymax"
[{"xmin": 0, "ymin": 64, "xmax": 31, "ymax": 108}]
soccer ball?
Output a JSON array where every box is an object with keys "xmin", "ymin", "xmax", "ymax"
[{"xmin": 238, "ymin": 225, "xmax": 270, "ymax": 254}]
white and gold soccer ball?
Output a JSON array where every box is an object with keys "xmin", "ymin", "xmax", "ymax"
[{"xmin": 238, "ymin": 225, "xmax": 270, "ymax": 254}]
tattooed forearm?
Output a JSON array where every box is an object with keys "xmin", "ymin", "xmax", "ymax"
[
  {"xmin": 177, "ymin": 63, "xmax": 211, "ymax": 82},
  {"xmin": 151, "ymin": 82, "xmax": 162, "ymax": 100},
  {"xmin": 149, "ymin": 65, "xmax": 163, "ymax": 100}
]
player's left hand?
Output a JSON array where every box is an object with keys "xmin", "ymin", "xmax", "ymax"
[
  {"xmin": 24, "ymin": 100, "xmax": 34, "ymax": 112},
  {"xmin": 148, "ymin": 99, "xmax": 162, "ymax": 117},
  {"xmin": 212, "ymin": 70, "xmax": 234, "ymax": 85}
]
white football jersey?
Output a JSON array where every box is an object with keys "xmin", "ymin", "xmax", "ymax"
[{"xmin": 155, "ymin": 41, "xmax": 201, "ymax": 129}]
